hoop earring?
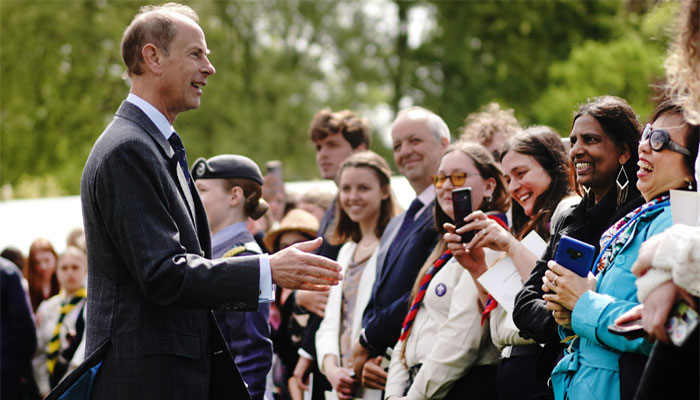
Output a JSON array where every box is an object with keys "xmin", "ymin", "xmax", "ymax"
[{"xmin": 616, "ymin": 165, "xmax": 629, "ymax": 206}]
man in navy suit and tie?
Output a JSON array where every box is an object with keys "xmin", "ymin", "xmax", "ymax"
[
  {"xmin": 350, "ymin": 106, "xmax": 449, "ymax": 389},
  {"xmin": 78, "ymin": 4, "xmax": 341, "ymax": 399}
]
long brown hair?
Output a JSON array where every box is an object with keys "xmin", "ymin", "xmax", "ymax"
[
  {"xmin": 500, "ymin": 126, "xmax": 573, "ymax": 240},
  {"xmin": 330, "ymin": 151, "xmax": 399, "ymax": 244},
  {"xmin": 401, "ymin": 142, "xmax": 510, "ymax": 358},
  {"xmin": 26, "ymin": 238, "xmax": 59, "ymax": 311}
]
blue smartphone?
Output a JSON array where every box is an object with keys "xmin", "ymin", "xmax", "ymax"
[{"xmin": 554, "ymin": 235, "xmax": 595, "ymax": 277}]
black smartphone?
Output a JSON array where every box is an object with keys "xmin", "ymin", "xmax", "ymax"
[
  {"xmin": 554, "ymin": 235, "xmax": 596, "ymax": 277},
  {"xmin": 608, "ymin": 318, "xmax": 646, "ymax": 339},
  {"xmin": 452, "ymin": 187, "xmax": 474, "ymax": 243}
]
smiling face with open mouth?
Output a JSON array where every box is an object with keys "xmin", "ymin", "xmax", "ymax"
[
  {"xmin": 501, "ymin": 150, "xmax": 552, "ymax": 217},
  {"xmin": 569, "ymin": 115, "xmax": 629, "ymax": 202},
  {"xmin": 637, "ymin": 111, "xmax": 693, "ymax": 201}
]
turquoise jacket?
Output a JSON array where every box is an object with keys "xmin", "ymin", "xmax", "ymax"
[{"xmin": 551, "ymin": 204, "xmax": 672, "ymax": 400}]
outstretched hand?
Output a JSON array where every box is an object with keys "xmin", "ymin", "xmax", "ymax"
[{"xmin": 270, "ymin": 238, "xmax": 343, "ymax": 291}]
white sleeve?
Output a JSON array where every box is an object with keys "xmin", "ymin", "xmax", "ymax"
[
  {"xmin": 651, "ymin": 224, "xmax": 700, "ymax": 297},
  {"xmin": 407, "ymin": 270, "xmax": 489, "ymax": 400}
]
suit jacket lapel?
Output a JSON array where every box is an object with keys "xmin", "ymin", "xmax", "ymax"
[
  {"xmin": 378, "ymin": 200, "xmax": 434, "ymax": 286},
  {"xmin": 115, "ymin": 102, "xmax": 198, "ymax": 226}
]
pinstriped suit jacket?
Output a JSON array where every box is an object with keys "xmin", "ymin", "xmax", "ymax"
[{"xmin": 80, "ymin": 101, "xmax": 258, "ymax": 399}]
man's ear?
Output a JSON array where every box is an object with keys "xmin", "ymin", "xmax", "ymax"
[
  {"xmin": 440, "ymin": 137, "xmax": 450, "ymax": 152},
  {"xmin": 141, "ymin": 43, "xmax": 163, "ymax": 75}
]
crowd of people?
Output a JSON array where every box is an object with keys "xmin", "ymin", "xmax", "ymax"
[{"xmin": 2, "ymin": 1, "xmax": 700, "ymax": 400}]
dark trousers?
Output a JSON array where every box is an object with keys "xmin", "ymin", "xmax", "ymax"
[
  {"xmin": 443, "ymin": 364, "xmax": 498, "ymax": 400},
  {"xmin": 634, "ymin": 326, "xmax": 699, "ymax": 400},
  {"xmin": 497, "ymin": 353, "xmax": 552, "ymax": 400}
]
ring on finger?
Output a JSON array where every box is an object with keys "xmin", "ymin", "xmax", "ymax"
[{"xmin": 552, "ymin": 275, "xmax": 558, "ymax": 287}]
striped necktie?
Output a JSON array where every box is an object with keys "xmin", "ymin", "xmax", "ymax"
[
  {"xmin": 168, "ymin": 131, "xmax": 192, "ymax": 184},
  {"xmin": 46, "ymin": 287, "xmax": 87, "ymax": 374},
  {"xmin": 398, "ymin": 249, "xmax": 452, "ymax": 342}
]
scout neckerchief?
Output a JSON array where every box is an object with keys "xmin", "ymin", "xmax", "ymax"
[
  {"xmin": 399, "ymin": 249, "xmax": 452, "ymax": 342},
  {"xmin": 46, "ymin": 287, "xmax": 87, "ymax": 374}
]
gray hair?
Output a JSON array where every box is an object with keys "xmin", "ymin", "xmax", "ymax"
[{"xmin": 393, "ymin": 106, "xmax": 450, "ymax": 142}]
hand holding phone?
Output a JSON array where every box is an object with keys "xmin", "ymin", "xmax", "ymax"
[
  {"xmin": 608, "ymin": 318, "xmax": 646, "ymax": 339},
  {"xmin": 452, "ymin": 187, "xmax": 475, "ymax": 243},
  {"xmin": 554, "ymin": 235, "xmax": 595, "ymax": 277}
]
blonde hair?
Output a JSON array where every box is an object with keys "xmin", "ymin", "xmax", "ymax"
[
  {"xmin": 459, "ymin": 102, "xmax": 521, "ymax": 147},
  {"xmin": 666, "ymin": 0, "xmax": 700, "ymax": 124}
]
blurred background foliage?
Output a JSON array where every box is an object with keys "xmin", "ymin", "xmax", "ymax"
[{"xmin": 0, "ymin": 0, "xmax": 677, "ymax": 198}]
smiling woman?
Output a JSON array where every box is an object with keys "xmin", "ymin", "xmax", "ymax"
[
  {"xmin": 543, "ymin": 100, "xmax": 699, "ymax": 400},
  {"xmin": 499, "ymin": 126, "xmax": 574, "ymax": 241},
  {"xmin": 513, "ymin": 96, "xmax": 646, "ymax": 400},
  {"xmin": 316, "ymin": 151, "xmax": 398, "ymax": 400}
]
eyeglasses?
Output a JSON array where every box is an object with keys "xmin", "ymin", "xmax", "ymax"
[
  {"xmin": 641, "ymin": 124, "xmax": 691, "ymax": 156},
  {"xmin": 431, "ymin": 172, "xmax": 479, "ymax": 188}
]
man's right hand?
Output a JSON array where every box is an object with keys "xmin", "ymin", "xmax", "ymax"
[
  {"xmin": 296, "ymin": 290, "xmax": 329, "ymax": 317},
  {"xmin": 270, "ymin": 238, "xmax": 342, "ymax": 291}
]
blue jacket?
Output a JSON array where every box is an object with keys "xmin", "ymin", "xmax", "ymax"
[
  {"xmin": 212, "ymin": 223, "xmax": 272, "ymax": 400},
  {"xmin": 362, "ymin": 200, "xmax": 439, "ymax": 353},
  {"xmin": 551, "ymin": 204, "xmax": 672, "ymax": 400}
]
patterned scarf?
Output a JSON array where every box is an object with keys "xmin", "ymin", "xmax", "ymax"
[{"xmin": 595, "ymin": 194, "xmax": 669, "ymax": 273}]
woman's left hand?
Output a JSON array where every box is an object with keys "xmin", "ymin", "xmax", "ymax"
[
  {"xmin": 542, "ymin": 260, "xmax": 596, "ymax": 311},
  {"xmin": 545, "ymin": 300, "xmax": 572, "ymax": 329}
]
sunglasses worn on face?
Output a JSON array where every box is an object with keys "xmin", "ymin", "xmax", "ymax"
[
  {"xmin": 641, "ymin": 124, "xmax": 691, "ymax": 156},
  {"xmin": 432, "ymin": 172, "xmax": 479, "ymax": 188}
]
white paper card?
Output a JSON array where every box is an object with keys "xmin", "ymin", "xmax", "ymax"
[
  {"xmin": 477, "ymin": 231, "xmax": 547, "ymax": 313},
  {"xmin": 670, "ymin": 189, "xmax": 700, "ymax": 226}
]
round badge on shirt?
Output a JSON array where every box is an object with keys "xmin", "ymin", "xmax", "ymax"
[{"xmin": 435, "ymin": 283, "xmax": 447, "ymax": 297}]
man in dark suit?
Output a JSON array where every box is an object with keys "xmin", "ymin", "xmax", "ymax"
[
  {"xmin": 350, "ymin": 106, "xmax": 449, "ymax": 389},
  {"xmin": 79, "ymin": 4, "xmax": 341, "ymax": 399},
  {"xmin": 293, "ymin": 109, "xmax": 370, "ymax": 399},
  {"xmin": 1, "ymin": 257, "xmax": 40, "ymax": 399}
]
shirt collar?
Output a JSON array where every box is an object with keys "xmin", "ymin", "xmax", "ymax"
[
  {"xmin": 212, "ymin": 222, "xmax": 249, "ymax": 251},
  {"xmin": 414, "ymin": 185, "xmax": 436, "ymax": 218},
  {"xmin": 126, "ymin": 93, "xmax": 175, "ymax": 140}
]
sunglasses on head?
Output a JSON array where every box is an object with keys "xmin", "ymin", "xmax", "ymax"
[
  {"xmin": 641, "ymin": 124, "xmax": 691, "ymax": 156},
  {"xmin": 431, "ymin": 172, "xmax": 479, "ymax": 188}
]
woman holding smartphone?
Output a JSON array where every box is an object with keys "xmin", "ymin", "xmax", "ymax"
[
  {"xmin": 384, "ymin": 142, "xmax": 509, "ymax": 400},
  {"xmin": 542, "ymin": 101, "xmax": 698, "ymax": 400},
  {"xmin": 450, "ymin": 127, "xmax": 575, "ymax": 400},
  {"xmin": 315, "ymin": 151, "xmax": 398, "ymax": 400},
  {"xmin": 512, "ymin": 96, "xmax": 644, "ymax": 399}
]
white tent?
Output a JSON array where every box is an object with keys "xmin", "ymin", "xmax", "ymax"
[{"xmin": 0, "ymin": 176, "xmax": 414, "ymax": 255}]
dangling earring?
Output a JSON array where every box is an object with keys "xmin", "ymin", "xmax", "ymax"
[
  {"xmin": 687, "ymin": 178, "xmax": 695, "ymax": 191},
  {"xmin": 484, "ymin": 194, "xmax": 492, "ymax": 206},
  {"xmin": 616, "ymin": 165, "xmax": 629, "ymax": 206}
]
